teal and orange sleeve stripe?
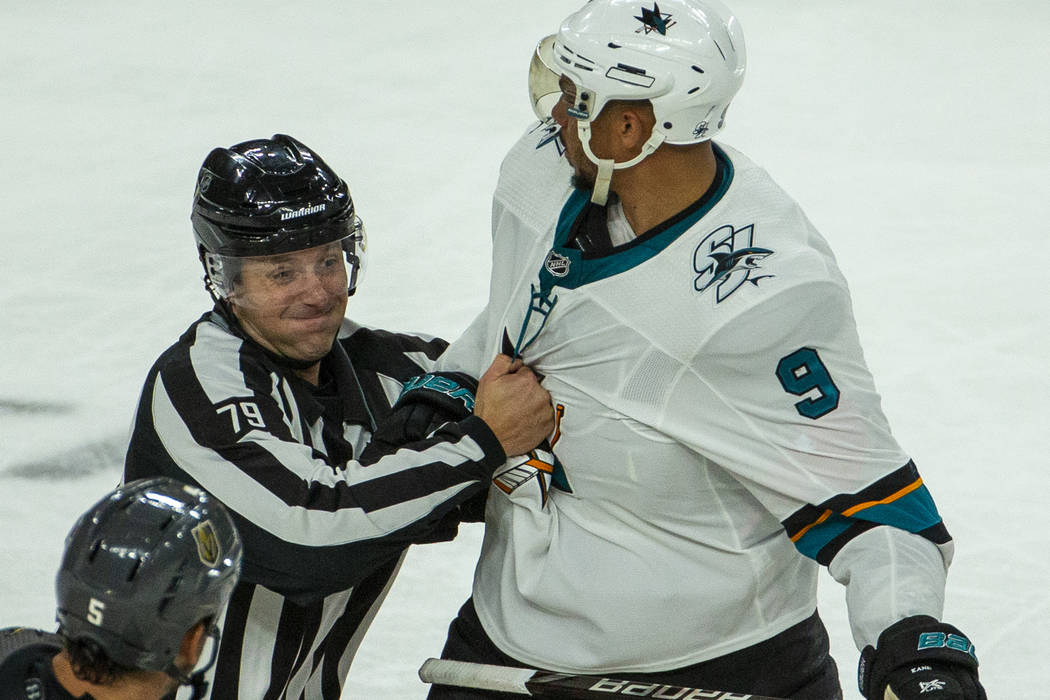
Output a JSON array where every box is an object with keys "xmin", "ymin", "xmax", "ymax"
[{"xmin": 781, "ymin": 461, "xmax": 952, "ymax": 566}]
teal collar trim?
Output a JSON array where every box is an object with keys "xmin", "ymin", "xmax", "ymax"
[{"xmin": 537, "ymin": 143, "xmax": 734, "ymax": 296}]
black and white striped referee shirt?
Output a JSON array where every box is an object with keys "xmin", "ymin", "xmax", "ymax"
[{"xmin": 124, "ymin": 309, "xmax": 504, "ymax": 699}]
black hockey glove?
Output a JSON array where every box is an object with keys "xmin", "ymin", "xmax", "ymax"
[
  {"xmin": 858, "ymin": 615, "xmax": 985, "ymax": 699},
  {"xmin": 363, "ymin": 371, "xmax": 478, "ymax": 458},
  {"xmin": 360, "ymin": 372, "xmax": 484, "ymax": 541}
]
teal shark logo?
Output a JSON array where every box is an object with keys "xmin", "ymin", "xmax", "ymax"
[
  {"xmin": 635, "ymin": 3, "xmax": 675, "ymax": 35},
  {"xmin": 693, "ymin": 224, "xmax": 775, "ymax": 303}
]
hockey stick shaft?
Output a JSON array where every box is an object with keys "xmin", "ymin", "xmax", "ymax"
[{"xmin": 419, "ymin": 658, "xmax": 789, "ymax": 699}]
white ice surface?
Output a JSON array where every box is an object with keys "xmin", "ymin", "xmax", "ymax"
[{"xmin": 2, "ymin": 1, "xmax": 1047, "ymax": 697}]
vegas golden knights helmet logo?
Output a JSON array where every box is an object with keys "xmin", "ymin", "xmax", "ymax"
[{"xmin": 192, "ymin": 520, "xmax": 221, "ymax": 567}]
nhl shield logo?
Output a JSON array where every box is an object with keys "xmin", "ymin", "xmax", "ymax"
[
  {"xmin": 192, "ymin": 520, "xmax": 221, "ymax": 567},
  {"xmin": 544, "ymin": 250, "xmax": 571, "ymax": 277}
]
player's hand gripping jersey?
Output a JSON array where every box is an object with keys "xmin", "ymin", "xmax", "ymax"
[{"xmin": 438, "ymin": 124, "xmax": 954, "ymax": 674}]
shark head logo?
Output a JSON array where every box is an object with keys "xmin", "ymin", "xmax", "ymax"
[
  {"xmin": 635, "ymin": 3, "xmax": 675, "ymax": 35},
  {"xmin": 693, "ymin": 224, "xmax": 775, "ymax": 303},
  {"xmin": 531, "ymin": 119, "xmax": 565, "ymax": 155}
]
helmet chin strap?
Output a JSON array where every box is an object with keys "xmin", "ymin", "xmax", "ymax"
[{"xmin": 577, "ymin": 121, "xmax": 665, "ymax": 205}]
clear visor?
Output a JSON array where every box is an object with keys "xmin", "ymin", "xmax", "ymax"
[
  {"xmin": 205, "ymin": 215, "xmax": 367, "ymax": 307},
  {"xmin": 528, "ymin": 34, "xmax": 562, "ymax": 120}
]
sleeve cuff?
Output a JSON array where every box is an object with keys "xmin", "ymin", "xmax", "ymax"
[{"xmin": 458, "ymin": 414, "xmax": 507, "ymax": 469}]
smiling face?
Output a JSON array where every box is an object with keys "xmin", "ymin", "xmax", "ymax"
[{"xmin": 229, "ymin": 241, "xmax": 348, "ymax": 369}]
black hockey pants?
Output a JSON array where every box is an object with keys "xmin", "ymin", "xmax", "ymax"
[{"xmin": 426, "ymin": 599, "xmax": 843, "ymax": 700}]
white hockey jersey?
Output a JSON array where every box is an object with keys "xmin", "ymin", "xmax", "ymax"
[{"xmin": 439, "ymin": 124, "xmax": 953, "ymax": 674}]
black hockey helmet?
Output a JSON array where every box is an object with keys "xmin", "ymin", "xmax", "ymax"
[
  {"xmin": 54, "ymin": 477, "xmax": 242, "ymax": 676},
  {"xmin": 191, "ymin": 133, "xmax": 366, "ymax": 299}
]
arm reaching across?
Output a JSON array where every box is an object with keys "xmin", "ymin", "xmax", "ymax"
[
  {"xmin": 359, "ymin": 354, "xmax": 555, "ymax": 527},
  {"xmin": 364, "ymin": 354, "xmax": 553, "ymax": 460}
]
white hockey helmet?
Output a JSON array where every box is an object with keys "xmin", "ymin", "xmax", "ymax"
[{"xmin": 529, "ymin": 0, "xmax": 746, "ymax": 203}]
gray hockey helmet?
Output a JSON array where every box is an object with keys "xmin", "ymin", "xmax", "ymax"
[{"xmin": 54, "ymin": 477, "xmax": 242, "ymax": 675}]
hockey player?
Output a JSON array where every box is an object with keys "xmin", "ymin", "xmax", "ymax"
[
  {"xmin": 0, "ymin": 477, "xmax": 242, "ymax": 700},
  {"xmin": 429, "ymin": 1, "xmax": 985, "ymax": 699},
  {"xmin": 123, "ymin": 134, "xmax": 553, "ymax": 698}
]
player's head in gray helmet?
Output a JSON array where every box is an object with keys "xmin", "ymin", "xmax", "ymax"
[
  {"xmin": 528, "ymin": 0, "xmax": 745, "ymax": 206},
  {"xmin": 191, "ymin": 134, "xmax": 367, "ymax": 372},
  {"xmin": 55, "ymin": 477, "xmax": 242, "ymax": 699}
]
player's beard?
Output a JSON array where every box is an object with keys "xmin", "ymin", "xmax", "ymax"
[
  {"xmin": 568, "ymin": 151, "xmax": 598, "ymax": 192},
  {"xmin": 571, "ymin": 173, "xmax": 594, "ymax": 191},
  {"xmin": 559, "ymin": 127, "xmax": 598, "ymax": 193}
]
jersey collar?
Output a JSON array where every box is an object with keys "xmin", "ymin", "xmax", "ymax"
[{"xmin": 538, "ymin": 143, "xmax": 733, "ymax": 295}]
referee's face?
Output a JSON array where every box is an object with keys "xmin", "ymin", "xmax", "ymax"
[{"xmin": 229, "ymin": 241, "xmax": 348, "ymax": 372}]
